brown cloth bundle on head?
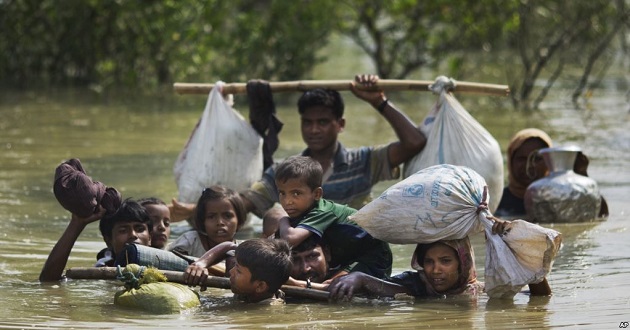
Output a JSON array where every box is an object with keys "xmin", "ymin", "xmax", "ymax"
[
  {"xmin": 53, "ymin": 158, "xmax": 122, "ymax": 217},
  {"xmin": 247, "ymin": 79, "xmax": 283, "ymax": 172}
]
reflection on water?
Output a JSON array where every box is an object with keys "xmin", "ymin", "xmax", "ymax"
[{"xmin": 0, "ymin": 86, "xmax": 628, "ymax": 328}]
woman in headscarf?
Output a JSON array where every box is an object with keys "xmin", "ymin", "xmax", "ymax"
[
  {"xmin": 327, "ymin": 237, "xmax": 483, "ymax": 299},
  {"xmin": 327, "ymin": 221, "xmax": 552, "ymax": 300},
  {"xmin": 494, "ymin": 128, "xmax": 553, "ymax": 218}
]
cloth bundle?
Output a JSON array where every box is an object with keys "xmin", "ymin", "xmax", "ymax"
[
  {"xmin": 116, "ymin": 244, "xmax": 192, "ymax": 272},
  {"xmin": 53, "ymin": 158, "xmax": 121, "ymax": 217},
  {"xmin": 114, "ymin": 264, "xmax": 200, "ymax": 314}
]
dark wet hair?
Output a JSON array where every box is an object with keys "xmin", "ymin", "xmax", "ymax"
[
  {"xmin": 274, "ymin": 156, "xmax": 323, "ymax": 191},
  {"xmin": 236, "ymin": 238, "xmax": 292, "ymax": 294},
  {"xmin": 195, "ymin": 185, "xmax": 247, "ymax": 233},
  {"xmin": 297, "ymin": 88, "xmax": 344, "ymax": 119},
  {"xmin": 292, "ymin": 234, "xmax": 327, "ymax": 254},
  {"xmin": 137, "ymin": 197, "xmax": 166, "ymax": 207},
  {"xmin": 99, "ymin": 198, "xmax": 153, "ymax": 239}
]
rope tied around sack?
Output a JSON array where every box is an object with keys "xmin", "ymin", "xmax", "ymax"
[
  {"xmin": 428, "ymin": 76, "xmax": 457, "ymax": 94},
  {"xmin": 476, "ymin": 186, "xmax": 489, "ymax": 215},
  {"xmin": 116, "ymin": 264, "xmax": 146, "ymax": 290}
]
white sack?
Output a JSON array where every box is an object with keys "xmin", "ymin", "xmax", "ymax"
[
  {"xmin": 404, "ymin": 76, "xmax": 504, "ymax": 212},
  {"xmin": 174, "ymin": 82, "xmax": 263, "ymax": 203},
  {"xmin": 350, "ymin": 164, "xmax": 488, "ymax": 244},
  {"xmin": 483, "ymin": 218, "xmax": 562, "ymax": 299}
]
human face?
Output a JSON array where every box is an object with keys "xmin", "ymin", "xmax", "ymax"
[
  {"xmin": 145, "ymin": 204, "xmax": 171, "ymax": 249},
  {"xmin": 110, "ymin": 221, "xmax": 151, "ymax": 255},
  {"xmin": 203, "ymin": 198, "xmax": 239, "ymax": 247},
  {"xmin": 229, "ymin": 260, "xmax": 259, "ymax": 296},
  {"xmin": 300, "ymin": 106, "xmax": 344, "ymax": 153},
  {"xmin": 276, "ymin": 178, "xmax": 322, "ymax": 219},
  {"xmin": 423, "ymin": 243, "xmax": 460, "ymax": 293},
  {"xmin": 291, "ymin": 245, "xmax": 329, "ymax": 283},
  {"xmin": 511, "ymin": 138, "xmax": 549, "ymax": 187}
]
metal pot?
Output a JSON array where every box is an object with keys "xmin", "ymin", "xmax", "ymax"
[{"xmin": 524, "ymin": 146, "xmax": 601, "ymax": 223}]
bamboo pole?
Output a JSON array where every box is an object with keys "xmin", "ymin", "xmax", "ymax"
[
  {"xmin": 65, "ymin": 267, "xmax": 330, "ymax": 301},
  {"xmin": 173, "ymin": 79, "xmax": 510, "ymax": 97}
]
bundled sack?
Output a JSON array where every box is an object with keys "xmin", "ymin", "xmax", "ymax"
[
  {"xmin": 403, "ymin": 76, "xmax": 504, "ymax": 212},
  {"xmin": 114, "ymin": 264, "xmax": 200, "ymax": 314},
  {"xmin": 483, "ymin": 218, "xmax": 562, "ymax": 299},
  {"xmin": 116, "ymin": 244, "xmax": 191, "ymax": 271},
  {"xmin": 351, "ymin": 164, "xmax": 488, "ymax": 244},
  {"xmin": 53, "ymin": 158, "xmax": 122, "ymax": 217},
  {"xmin": 174, "ymin": 82, "xmax": 263, "ymax": 203}
]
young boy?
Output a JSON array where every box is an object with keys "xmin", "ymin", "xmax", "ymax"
[
  {"xmin": 39, "ymin": 199, "xmax": 153, "ymax": 281},
  {"xmin": 274, "ymin": 155, "xmax": 393, "ymax": 280},
  {"xmin": 183, "ymin": 238, "xmax": 292, "ymax": 304}
]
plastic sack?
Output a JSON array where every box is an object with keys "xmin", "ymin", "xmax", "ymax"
[
  {"xmin": 174, "ymin": 81, "xmax": 263, "ymax": 203},
  {"xmin": 483, "ymin": 218, "xmax": 562, "ymax": 298},
  {"xmin": 403, "ymin": 76, "xmax": 504, "ymax": 212},
  {"xmin": 350, "ymin": 164, "xmax": 488, "ymax": 244},
  {"xmin": 114, "ymin": 264, "xmax": 200, "ymax": 314}
]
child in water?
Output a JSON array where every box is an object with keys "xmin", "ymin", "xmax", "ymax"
[
  {"xmin": 183, "ymin": 238, "xmax": 292, "ymax": 304},
  {"xmin": 138, "ymin": 197, "xmax": 171, "ymax": 249},
  {"xmin": 168, "ymin": 185, "xmax": 247, "ymax": 257}
]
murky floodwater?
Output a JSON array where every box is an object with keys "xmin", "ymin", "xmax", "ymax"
[{"xmin": 0, "ymin": 79, "xmax": 628, "ymax": 329}]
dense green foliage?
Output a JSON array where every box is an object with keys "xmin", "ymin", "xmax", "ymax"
[
  {"xmin": 0, "ymin": 0, "xmax": 338, "ymax": 88},
  {"xmin": 1, "ymin": 0, "xmax": 627, "ymax": 109}
]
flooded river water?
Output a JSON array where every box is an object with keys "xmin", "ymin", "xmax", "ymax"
[{"xmin": 0, "ymin": 80, "xmax": 628, "ymax": 328}]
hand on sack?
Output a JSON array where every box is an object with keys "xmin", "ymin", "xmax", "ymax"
[{"xmin": 489, "ymin": 215, "xmax": 512, "ymax": 237}]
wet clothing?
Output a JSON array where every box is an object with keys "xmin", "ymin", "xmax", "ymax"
[
  {"xmin": 167, "ymin": 230, "xmax": 208, "ymax": 257},
  {"xmin": 494, "ymin": 187, "xmax": 526, "ymax": 218},
  {"xmin": 387, "ymin": 237, "xmax": 483, "ymax": 297},
  {"xmin": 290, "ymin": 199, "xmax": 393, "ymax": 279},
  {"xmin": 247, "ymin": 80, "xmax": 283, "ymax": 172},
  {"xmin": 95, "ymin": 248, "xmax": 115, "ymax": 267},
  {"xmin": 167, "ymin": 231, "xmax": 239, "ymax": 259},
  {"xmin": 242, "ymin": 142, "xmax": 397, "ymax": 218}
]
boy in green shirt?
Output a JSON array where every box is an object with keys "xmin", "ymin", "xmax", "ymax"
[{"xmin": 275, "ymin": 156, "xmax": 392, "ymax": 280}]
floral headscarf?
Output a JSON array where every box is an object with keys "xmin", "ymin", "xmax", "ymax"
[
  {"xmin": 411, "ymin": 237, "xmax": 480, "ymax": 296},
  {"xmin": 506, "ymin": 128, "xmax": 553, "ymax": 199}
]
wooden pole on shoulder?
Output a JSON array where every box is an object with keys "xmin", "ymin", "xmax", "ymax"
[
  {"xmin": 65, "ymin": 267, "xmax": 330, "ymax": 301},
  {"xmin": 173, "ymin": 79, "xmax": 510, "ymax": 97}
]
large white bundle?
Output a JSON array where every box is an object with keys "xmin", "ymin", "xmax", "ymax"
[
  {"xmin": 403, "ymin": 77, "xmax": 504, "ymax": 212},
  {"xmin": 174, "ymin": 82, "xmax": 263, "ymax": 203},
  {"xmin": 351, "ymin": 164, "xmax": 488, "ymax": 244},
  {"xmin": 483, "ymin": 218, "xmax": 562, "ymax": 298}
]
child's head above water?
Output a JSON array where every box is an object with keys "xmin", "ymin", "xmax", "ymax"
[
  {"xmin": 99, "ymin": 199, "xmax": 153, "ymax": 254},
  {"xmin": 137, "ymin": 197, "xmax": 170, "ymax": 249},
  {"xmin": 230, "ymin": 238, "xmax": 292, "ymax": 302},
  {"xmin": 195, "ymin": 186, "xmax": 247, "ymax": 246}
]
